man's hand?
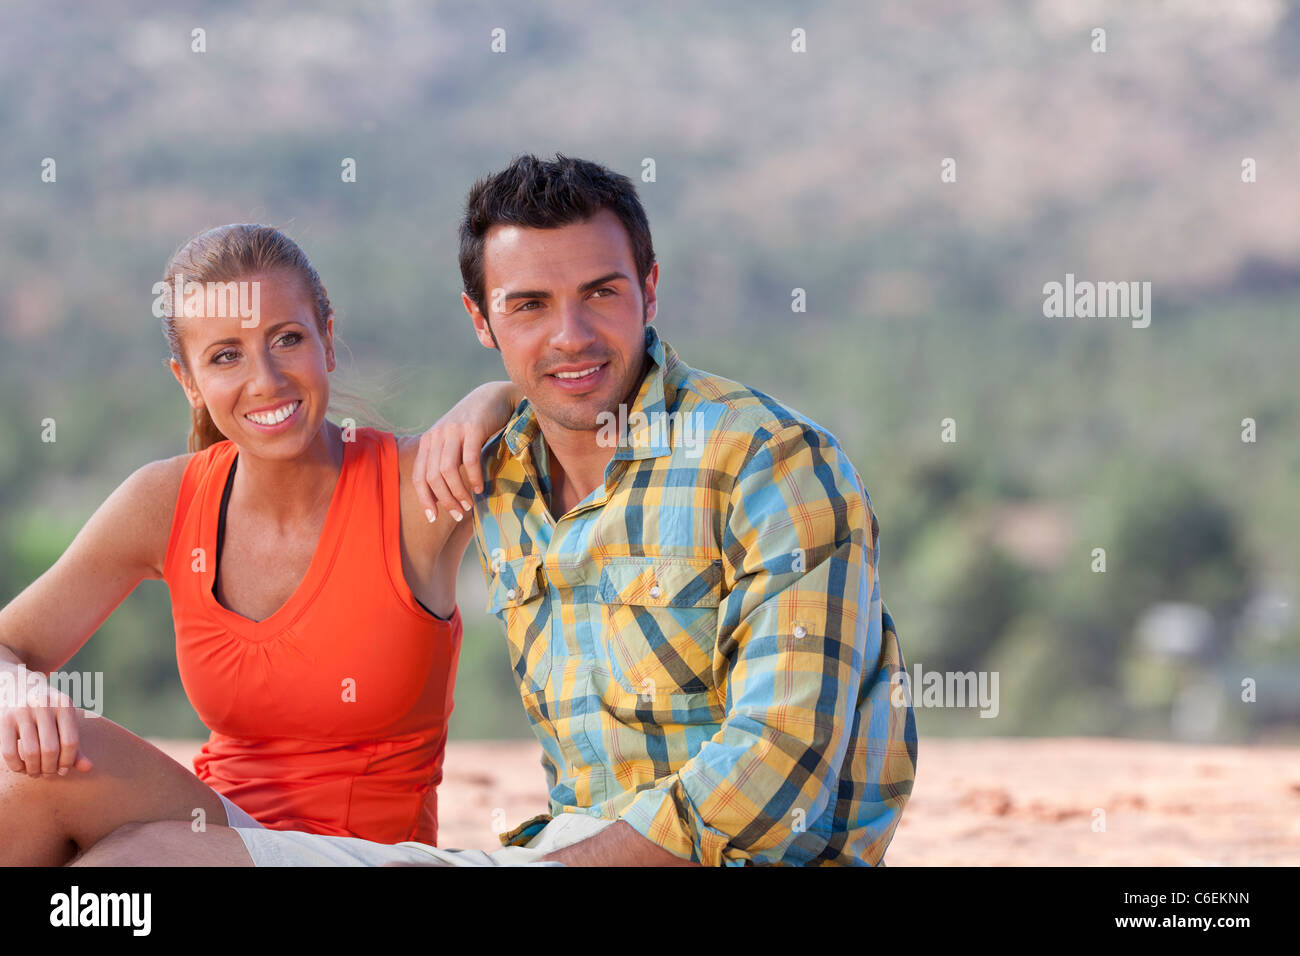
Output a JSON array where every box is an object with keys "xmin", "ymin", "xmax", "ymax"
[{"xmin": 538, "ymin": 820, "xmax": 702, "ymax": 867}]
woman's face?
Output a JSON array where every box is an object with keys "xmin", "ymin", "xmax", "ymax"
[{"xmin": 170, "ymin": 268, "xmax": 335, "ymax": 460}]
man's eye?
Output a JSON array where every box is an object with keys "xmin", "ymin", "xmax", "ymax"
[
  {"xmin": 592, "ymin": 287, "xmax": 615, "ymax": 297},
  {"xmin": 516, "ymin": 301, "xmax": 540, "ymax": 312}
]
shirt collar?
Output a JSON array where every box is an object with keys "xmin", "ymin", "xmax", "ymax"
[{"xmin": 500, "ymin": 324, "xmax": 674, "ymax": 461}]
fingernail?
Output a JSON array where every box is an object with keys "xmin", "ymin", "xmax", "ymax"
[
  {"xmin": 460, "ymin": 500, "xmax": 471, "ymax": 512},
  {"xmin": 59, "ymin": 767, "xmax": 68, "ymax": 776},
  {"xmin": 425, "ymin": 508, "xmax": 436, "ymax": 523},
  {"xmin": 451, "ymin": 510, "xmax": 463, "ymax": 522},
  {"xmin": 474, "ymin": 486, "xmax": 483, "ymax": 494}
]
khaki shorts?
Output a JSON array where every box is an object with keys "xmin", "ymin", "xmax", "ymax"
[
  {"xmin": 216, "ymin": 792, "xmax": 264, "ymax": 830},
  {"xmin": 231, "ymin": 811, "xmax": 614, "ymax": 867}
]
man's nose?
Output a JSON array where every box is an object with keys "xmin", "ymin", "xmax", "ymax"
[{"xmin": 549, "ymin": 300, "xmax": 598, "ymax": 352}]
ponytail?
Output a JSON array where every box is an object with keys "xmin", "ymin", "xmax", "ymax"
[{"xmin": 189, "ymin": 404, "xmax": 227, "ymax": 453}]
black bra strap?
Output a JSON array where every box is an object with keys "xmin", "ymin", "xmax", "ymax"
[{"xmin": 213, "ymin": 455, "xmax": 237, "ymax": 598}]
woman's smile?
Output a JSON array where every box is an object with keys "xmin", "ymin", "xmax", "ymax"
[{"xmin": 243, "ymin": 399, "xmax": 302, "ymax": 430}]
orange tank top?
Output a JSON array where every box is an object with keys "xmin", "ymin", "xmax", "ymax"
[{"xmin": 163, "ymin": 427, "xmax": 462, "ymax": 845}]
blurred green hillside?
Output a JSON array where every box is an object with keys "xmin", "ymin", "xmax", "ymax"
[{"xmin": 0, "ymin": 0, "xmax": 1297, "ymax": 743}]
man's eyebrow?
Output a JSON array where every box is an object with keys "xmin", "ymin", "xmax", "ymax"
[
  {"xmin": 202, "ymin": 320, "xmax": 300, "ymax": 350},
  {"xmin": 577, "ymin": 271, "xmax": 630, "ymax": 294},
  {"xmin": 502, "ymin": 271, "xmax": 631, "ymax": 302},
  {"xmin": 501, "ymin": 288, "xmax": 550, "ymax": 302}
]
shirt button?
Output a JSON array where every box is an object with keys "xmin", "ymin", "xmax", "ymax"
[
  {"xmin": 793, "ymin": 625, "xmax": 807, "ymax": 639},
  {"xmin": 506, "ymin": 588, "xmax": 517, "ymax": 600},
  {"xmin": 649, "ymin": 585, "xmax": 663, "ymax": 599}
]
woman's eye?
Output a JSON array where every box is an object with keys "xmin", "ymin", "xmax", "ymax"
[
  {"xmin": 276, "ymin": 331, "xmax": 303, "ymax": 346},
  {"xmin": 212, "ymin": 349, "xmax": 237, "ymax": 364}
]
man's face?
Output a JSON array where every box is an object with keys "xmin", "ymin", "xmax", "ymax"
[{"xmin": 463, "ymin": 208, "xmax": 658, "ymax": 435}]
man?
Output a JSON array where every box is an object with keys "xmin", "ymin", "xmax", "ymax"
[{"xmin": 75, "ymin": 154, "xmax": 916, "ymax": 866}]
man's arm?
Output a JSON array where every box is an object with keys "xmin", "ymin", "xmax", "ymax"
[
  {"xmin": 538, "ymin": 820, "xmax": 700, "ymax": 866},
  {"xmin": 411, "ymin": 380, "xmax": 521, "ymax": 520},
  {"xmin": 582, "ymin": 422, "xmax": 910, "ymax": 866}
]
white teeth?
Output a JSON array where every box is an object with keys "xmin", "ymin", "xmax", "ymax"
[
  {"xmin": 554, "ymin": 366, "xmax": 601, "ymax": 379},
  {"xmin": 246, "ymin": 401, "xmax": 299, "ymax": 426}
]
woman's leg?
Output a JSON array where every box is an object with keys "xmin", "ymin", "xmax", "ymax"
[
  {"xmin": 0, "ymin": 709, "xmax": 233, "ymax": 865},
  {"xmin": 69, "ymin": 820, "xmax": 254, "ymax": 866}
]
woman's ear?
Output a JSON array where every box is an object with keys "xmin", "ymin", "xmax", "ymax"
[{"xmin": 169, "ymin": 358, "xmax": 203, "ymax": 410}]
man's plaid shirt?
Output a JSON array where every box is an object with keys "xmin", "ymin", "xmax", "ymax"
[{"xmin": 470, "ymin": 324, "xmax": 917, "ymax": 865}]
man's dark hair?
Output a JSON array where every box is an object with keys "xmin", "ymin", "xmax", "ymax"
[{"xmin": 458, "ymin": 153, "xmax": 656, "ymax": 318}]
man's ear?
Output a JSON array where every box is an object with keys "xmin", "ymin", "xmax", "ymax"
[
  {"xmin": 642, "ymin": 261, "xmax": 659, "ymax": 325},
  {"xmin": 324, "ymin": 314, "xmax": 336, "ymax": 371},
  {"xmin": 169, "ymin": 358, "xmax": 204, "ymax": 411},
  {"xmin": 463, "ymin": 291, "xmax": 499, "ymax": 351}
]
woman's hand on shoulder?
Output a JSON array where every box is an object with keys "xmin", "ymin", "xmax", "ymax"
[{"xmin": 409, "ymin": 381, "xmax": 520, "ymax": 523}]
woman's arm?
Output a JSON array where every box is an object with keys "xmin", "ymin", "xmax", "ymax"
[
  {"xmin": 395, "ymin": 381, "xmax": 522, "ymax": 617},
  {"xmin": 0, "ymin": 455, "xmax": 187, "ymax": 773}
]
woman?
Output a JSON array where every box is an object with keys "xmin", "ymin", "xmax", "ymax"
[{"xmin": 0, "ymin": 224, "xmax": 516, "ymax": 865}]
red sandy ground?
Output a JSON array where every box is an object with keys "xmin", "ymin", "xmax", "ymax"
[{"xmin": 151, "ymin": 737, "xmax": 1300, "ymax": 865}]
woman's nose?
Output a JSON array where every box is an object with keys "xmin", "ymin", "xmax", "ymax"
[{"xmin": 247, "ymin": 348, "xmax": 289, "ymax": 393}]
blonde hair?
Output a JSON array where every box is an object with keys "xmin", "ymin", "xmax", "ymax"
[{"xmin": 160, "ymin": 224, "xmax": 386, "ymax": 451}]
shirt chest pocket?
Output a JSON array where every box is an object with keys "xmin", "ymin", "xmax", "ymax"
[
  {"xmin": 596, "ymin": 557, "xmax": 723, "ymax": 699},
  {"xmin": 486, "ymin": 554, "xmax": 551, "ymax": 696}
]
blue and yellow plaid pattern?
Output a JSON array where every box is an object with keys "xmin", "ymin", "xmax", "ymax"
[{"xmin": 470, "ymin": 325, "xmax": 917, "ymax": 866}]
